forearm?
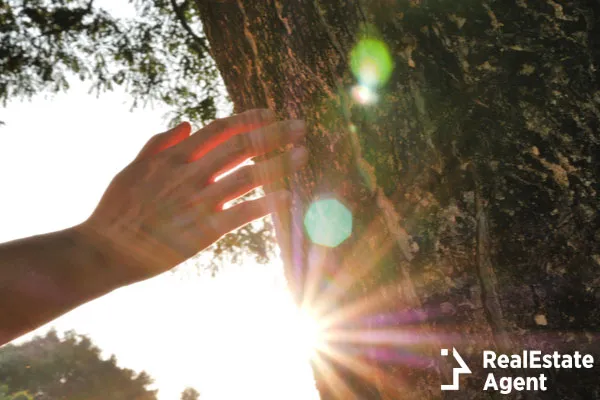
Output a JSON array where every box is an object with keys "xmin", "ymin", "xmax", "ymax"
[
  {"xmin": 0, "ymin": 226, "xmax": 119, "ymax": 345},
  {"xmin": 0, "ymin": 110, "xmax": 305, "ymax": 346}
]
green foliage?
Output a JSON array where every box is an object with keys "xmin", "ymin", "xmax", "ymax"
[
  {"xmin": 0, "ymin": 0, "xmax": 275, "ymax": 269},
  {"xmin": 0, "ymin": 0, "xmax": 221, "ymax": 125},
  {"xmin": 0, "ymin": 385, "xmax": 32, "ymax": 400},
  {"xmin": 0, "ymin": 330, "xmax": 157, "ymax": 400},
  {"xmin": 197, "ymin": 190, "xmax": 277, "ymax": 274}
]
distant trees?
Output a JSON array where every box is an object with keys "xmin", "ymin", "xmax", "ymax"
[
  {"xmin": 180, "ymin": 387, "xmax": 200, "ymax": 400},
  {"xmin": 0, "ymin": 330, "xmax": 157, "ymax": 400}
]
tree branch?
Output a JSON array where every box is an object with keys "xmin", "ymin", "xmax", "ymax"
[{"xmin": 169, "ymin": 0, "xmax": 210, "ymax": 55}]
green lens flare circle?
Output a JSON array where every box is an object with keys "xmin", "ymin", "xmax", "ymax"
[
  {"xmin": 304, "ymin": 198, "xmax": 353, "ymax": 248},
  {"xmin": 350, "ymin": 39, "xmax": 393, "ymax": 88}
]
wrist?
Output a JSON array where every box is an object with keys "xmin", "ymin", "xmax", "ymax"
[{"xmin": 68, "ymin": 222, "xmax": 129, "ymax": 293}]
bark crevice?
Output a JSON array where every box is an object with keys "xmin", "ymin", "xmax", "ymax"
[{"xmin": 473, "ymin": 170, "xmax": 511, "ymax": 352}]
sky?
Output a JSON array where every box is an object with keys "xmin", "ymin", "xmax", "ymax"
[
  {"xmin": 0, "ymin": 2, "xmax": 321, "ymax": 395},
  {"xmin": 0, "ymin": 77, "xmax": 319, "ymax": 400}
]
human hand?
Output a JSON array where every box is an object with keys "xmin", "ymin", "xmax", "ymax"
[{"xmin": 77, "ymin": 109, "xmax": 307, "ymax": 286}]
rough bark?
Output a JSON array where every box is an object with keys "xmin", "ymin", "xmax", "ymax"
[{"xmin": 198, "ymin": 1, "xmax": 600, "ymax": 399}]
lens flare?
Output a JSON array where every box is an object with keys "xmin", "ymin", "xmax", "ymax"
[
  {"xmin": 351, "ymin": 85, "xmax": 377, "ymax": 104},
  {"xmin": 294, "ymin": 309, "xmax": 324, "ymax": 358},
  {"xmin": 304, "ymin": 198, "xmax": 353, "ymax": 248},
  {"xmin": 350, "ymin": 39, "xmax": 393, "ymax": 88}
]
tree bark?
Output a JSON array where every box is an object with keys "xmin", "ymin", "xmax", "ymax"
[{"xmin": 198, "ymin": 1, "xmax": 600, "ymax": 398}]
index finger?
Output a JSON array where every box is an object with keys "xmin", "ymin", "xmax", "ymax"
[{"xmin": 174, "ymin": 108, "xmax": 277, "ymax": 162}]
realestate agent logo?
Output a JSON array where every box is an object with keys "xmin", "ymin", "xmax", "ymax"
[{"xmin": 441, "ymin": 348, "xmax": 472, "ymax": 390}]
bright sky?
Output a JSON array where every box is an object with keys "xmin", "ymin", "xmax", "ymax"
[
  {"xmin": 0, "ymin": 3, "xmax": 321, "ymax": 395},
  {"xmin": 0, "ymin": 80, "xmax": 319, "ymax": 400}
]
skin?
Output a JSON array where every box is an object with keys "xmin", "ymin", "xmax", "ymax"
[{"xmin": 0, "ymin": 109, "xmax": 308, "ymax": 346}]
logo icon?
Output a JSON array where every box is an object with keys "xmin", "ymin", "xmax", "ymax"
[{"xmin": 441, "ymin": 348, "xmax": 472, "ymax": 390}]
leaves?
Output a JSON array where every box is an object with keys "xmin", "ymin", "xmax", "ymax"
[
  {"xmin": 0, "ymin": 385, "xmax": 32, "ymax": 400},
  {"xmin": 0, "ymin": 330, "xmax": 157, "ymax": 399},
  {"xmin": 1, "ymin": 0, "xmax": 274, "ymax": 270},
  {"xmin": 0, "ymin": 0, "xmax": 221, "ymax": 125},
  {"xmin": 180, "ymin": 387, "xmax": 200, "ymax": 400}
]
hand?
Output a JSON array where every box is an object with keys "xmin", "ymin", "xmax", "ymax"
[{"xmin": 77, "ymin": 109, "xmax": 307, "ymax": 286}]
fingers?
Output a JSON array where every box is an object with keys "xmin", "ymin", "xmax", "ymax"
[
  {"xmin": 191, "ymin": 119, "xmax": 306, "ymax": 184},
  {"xmin": 197, "ymin": 146, "xmax": 308, "ymax": 209},
  {"xmin": 210, "ymin": 190, "xmax": 292, "ymax": 237},
  {"xmin": 136, "ymin": 122, "xmax": 192, "ymax": 160},
  {"xmin": 174, "ymin": 108, "xmax": 277, "ymax": 162}
]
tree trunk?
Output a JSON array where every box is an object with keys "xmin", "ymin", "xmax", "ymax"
[{"xmin": 198, "ymin": 1, "xmax": 599, "ymax": 399}]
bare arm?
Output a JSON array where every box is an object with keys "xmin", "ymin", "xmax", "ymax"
[
  {"xmin": 0, "ymin": 109, "xmax": 307, "ymax": 345},
  {"xmin": 0, "ymin": 227, "xmax": 117, "ymax": 344}
]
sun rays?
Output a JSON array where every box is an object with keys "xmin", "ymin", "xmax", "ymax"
[{"xmin": 289, "ymin": 197, "xmax": 444, "ymax": 398}]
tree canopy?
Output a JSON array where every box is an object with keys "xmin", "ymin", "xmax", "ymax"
[
  {"xmin": 1, "ymin": 0, "xmax": 219, "ymax": 124},
  {"xmin": 3, "ymin": 0, "xmax": 600, "ymax": 398},
  {"xmin": 180, "ymin": 387, "xmax": 200, "ymax": 400},
  {"xmin": 0, "ymin": 330, "xmax": 157, "ymax": 400},
  {"xmin": 0, "ymin": 0, "xmax": 277, "ymax": 270}
]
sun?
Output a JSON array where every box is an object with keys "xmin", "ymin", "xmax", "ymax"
[
  {"xmin": 290, "ymin": 308, "xmax": 325, "ymax": 360},
  {"xmin": 173, "ymin": 264, "xmax": 322, "ymax": 400}
]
